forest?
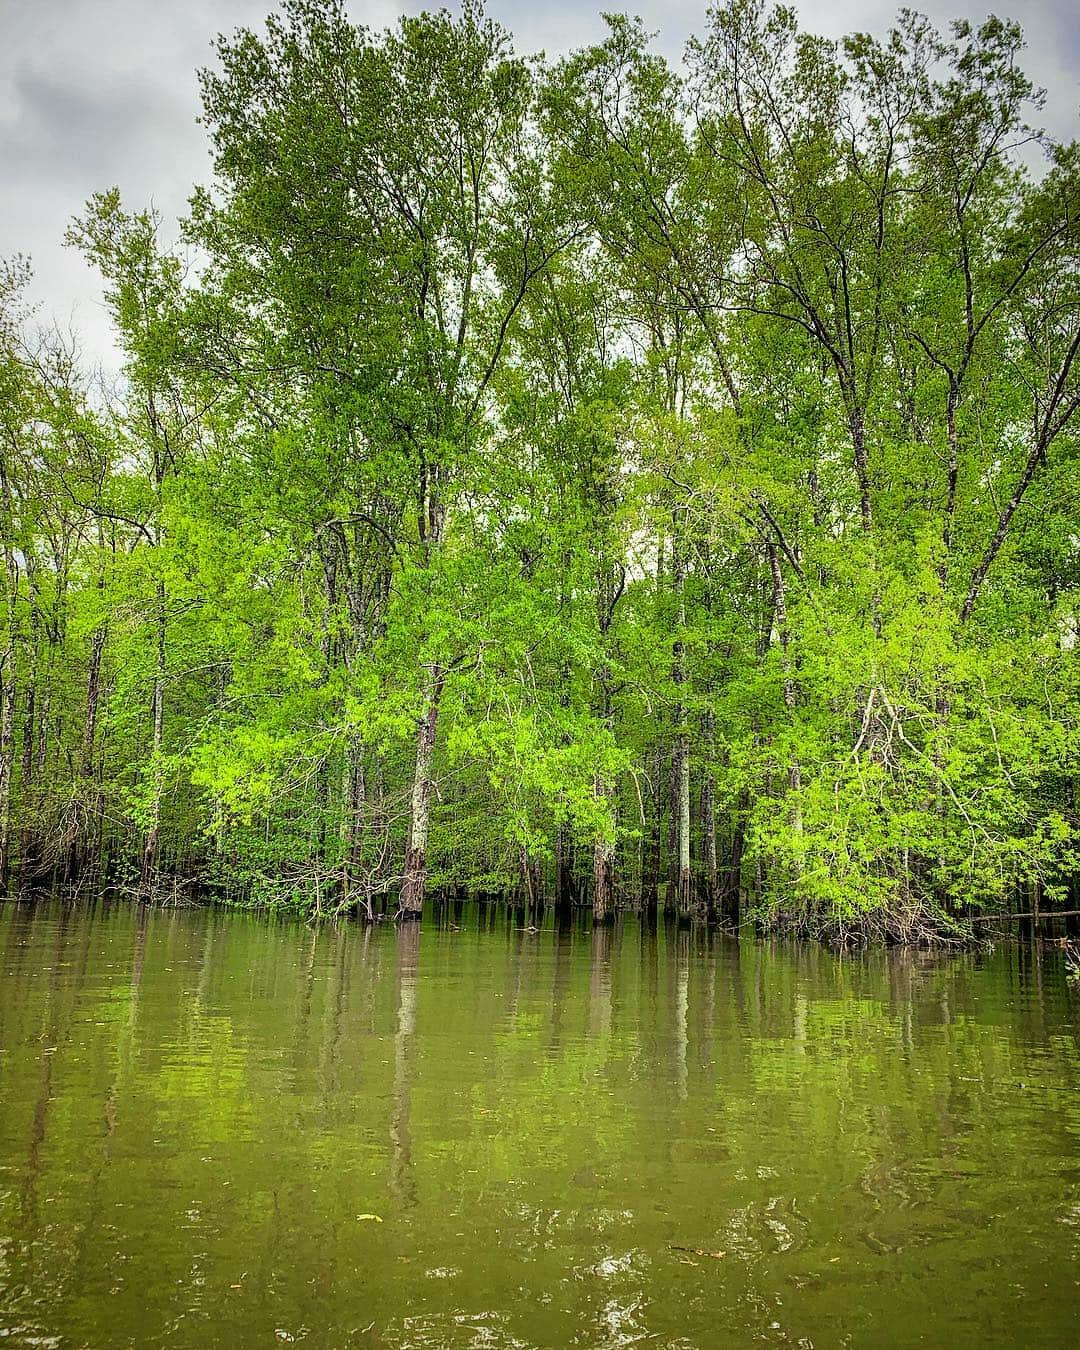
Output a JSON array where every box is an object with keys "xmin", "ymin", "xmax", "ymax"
[{"xmin": 0, "ymin": 0, "xmax": 1076, "ymax": 940}]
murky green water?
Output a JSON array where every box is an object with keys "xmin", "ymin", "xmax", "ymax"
[{"xmin": 1, "ymin": 900, "xmax": 1079, "ymax": 1348}]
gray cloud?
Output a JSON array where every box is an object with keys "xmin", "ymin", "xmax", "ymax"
[
  {"xmin": 1, "ymin": 0, "xmax": 1076, "ymax": 372},
  {"xmin": 5, "ymin": 69, "xmax": 176, "ymax": 180}
]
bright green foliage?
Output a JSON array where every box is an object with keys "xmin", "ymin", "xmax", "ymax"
[{"xmin": 0, "ymin": 2, "xmax": 1076, "ymax": 936}]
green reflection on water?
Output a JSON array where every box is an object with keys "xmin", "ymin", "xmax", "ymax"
[{"xmin": 1, "ymin": 900, "xmax": 1079, "ymax": 1348}]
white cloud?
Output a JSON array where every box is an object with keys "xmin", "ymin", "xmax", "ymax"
[{"xmin": 1, "ymin": 0, "xmax": 1076, "ymax": 372}]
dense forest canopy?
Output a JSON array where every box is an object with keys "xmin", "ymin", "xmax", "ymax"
[{"xmin": 1, "ymin": 0, "xmax": 1077, "ymax": 938}]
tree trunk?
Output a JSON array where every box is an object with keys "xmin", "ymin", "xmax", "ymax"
[
  {"xmin": 399, "ymin": 666, "xmax": 443, "ymax": 920},
  {"xmin": 640, "ymin": 747, "xmax": 661, "ymax": 912},
  {"xmin": 723, "ymin": 786, "xmax": 749, "ymax": 927},
  {"xmin": 554, "ymin": 822, "xmax": 572, "ymax": 912},
  {"xmin": 68, "ymin": 616, "xmax": 105, "ymax": 882},
  {"xmin": 961, "ymin": 326, "xmax": 1079, "ymax": 622},
  {"xmin": 672, "ymin": 508, "xmax": 692, "ymax": 919},
  {"xmin": 0, "ymin": 651, "xmax": 13, "ymax": 892},
  {"xmin": 518, "ymin": 846, "xmax": 542, "ymax": 911},
  {"xmin": 848, "ymin": 402, "xmax": 872, "ymax": 535},
  {"xmin": 702, "ymin": 712, "xmax": 718, "ymax": 922},
  {"xmin": 768, "ymin": 541, "xmax": 803, "ymax": 837},
  {"xmin": 941, "ymin": 385, "xmax": 960, "ymax": 574},
  {"xmin": 0, "ymin": 457, "xmax": 18, "ymax": 892},
  {"xmin": 676, "ymin": 728, "xmax": 692, "ymax": 919},
  {"xmin": 140, "ymin": 579, "xmax": 166, "ymax": 891},
  {"xmin": 665, "ymin": 747, "xmax": 678, "ymax": 914},
  {"xmin": 18, "ymin": 563, "xmax": 41, "ymax": 876},
  {"xmin": 342, "ymin": 733, "xmax": 367, "ymax": 905},
  {"xmin": 592, "ymin": 779, "xmax": 616, "ymax": 926}
]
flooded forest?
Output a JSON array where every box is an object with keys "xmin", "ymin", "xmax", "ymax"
[{"xmin": 1, "ymin": 0, "xmax": 1077, "ymax": 941}]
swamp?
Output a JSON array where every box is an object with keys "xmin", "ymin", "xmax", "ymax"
[
  {"xmin": 2, "ymin": 898, "xmax": 1080, "ymax": 1347},
  {"xmin": 1, "ymin": 0, "xmax": 1079, "ymax": 1342}
]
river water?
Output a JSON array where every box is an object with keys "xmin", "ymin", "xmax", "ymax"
[{"xmin": 1, "ymin": 899, "xmax": 1078, "ymax": 1347}]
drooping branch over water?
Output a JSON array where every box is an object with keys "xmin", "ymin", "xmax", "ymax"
[{"xmin": 0, "ymin": 1, "xmax": 1077, "ymax": 939}]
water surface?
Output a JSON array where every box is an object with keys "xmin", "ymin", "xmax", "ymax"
[{"xmin": 1, "ymin": 899, "xmax": 1079, "ymax": 1347}]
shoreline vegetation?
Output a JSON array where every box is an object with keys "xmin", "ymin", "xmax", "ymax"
[
  {"xmin": 13, "ymin": 882, "xmax": 1080, "ymax": 952},
  {"xmin": 10, "ymin": 884, "xmax": 1080, "ymax": 966},
  {"xmin": 0, "ymin": 2, "xmax": 1077, "ymax": 943}
]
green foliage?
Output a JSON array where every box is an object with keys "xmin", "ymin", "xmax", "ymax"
[{"xmin": 0, "ymin": 2, "xmax": 1076, "ymax": 933}]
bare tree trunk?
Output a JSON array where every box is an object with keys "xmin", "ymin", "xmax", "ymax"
[
  {"xmin": 0, "ymin": 649, "xmax": 13, "ymax": 892},
  {"xmin": 399, "ymin": 666, "xmax": 443, "ymax": 920},
  {"xmin": 63, "ymin": 626, "xmax": 104, "ymax": 882},
  {"xmin": 70, "ymin": 567, "xmax": 106, "ymax": 881},
  {"xmin": 338, "ymin": 733, "xmax": 370, "ymax": 914},
  {"xmin": 848, "ymin": 402, "xmax": 872, "ymax": 535},
  {"xmin": 962, "ymin": 447, "xmax": 1049, "ymax": 620},
  {"xmin": 665, "ymin": 748, "xmax": 678, "ymax": 914},
  {"xmin": 941, "ymin": 385, "xmax": 960, "ymax": 575},
  {"xmin": 726, "ymin": 806, "xmax": 745, "ymax": 926},
  {"xmin": 18, "ymin": 571, "xmax": 39, "ymax": 877},
  {"xmin": 640, "ymin": 747, "xmax": 661, "ymax": 912},
  {"xmin": 672, "ymin": 509, "xmax": 692, "ymax": 919},
  {"xmin": 518, "ymin": 846, "xmax": 542, "ymax": 911},
  {"xmin": 702, "ymin": 710, "xmax": 718, "ymax": 921},
  {"xmin": 591, "ymin": 541, "xmax": 624, "ymax": 925},
  {"xmin": 962, "ymin": 327, "xmax": 1080, "ymax": 621},
  {"xmin": 769, "ymin": 544, "xmax": 797, "ymax": 706},
  {"xmin": 0, "ymin": 456, "xmax": 18, "ymax": 892},
  {"xmin": 140, "ymin": 579, "xmax": 166, "ymax": 891},
  {"xmin": 554, "ymin": 821, "xmax": 571, "ymax": 912},
  {"xmin": 592, "ymin": 777, "xmax": 615, "ymax": 926},
  {"xmin": 768, "ymin": 541, "xmax": 802, "ymax": 831},
  {"xmin": 676, "ymin": 728, "xmax": 692, "ymax": 919}
]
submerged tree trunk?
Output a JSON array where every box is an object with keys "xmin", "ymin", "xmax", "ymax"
[
  {"xmin": 399, "ymin": 666, "xmax": 443, "ymax": 920},
  {"xmin": 518, "ymin": 846, "xmax": 542, "ymax": 910}
]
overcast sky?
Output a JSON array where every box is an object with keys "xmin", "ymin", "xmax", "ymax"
[{"xmin": 2, "ymin": 0, "xmax": 1077, "ymax": 372}]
